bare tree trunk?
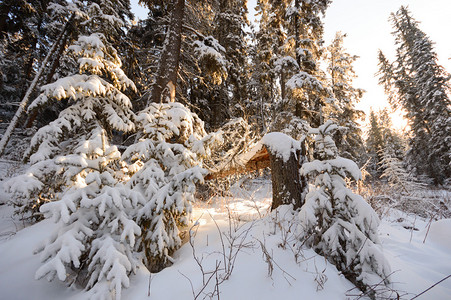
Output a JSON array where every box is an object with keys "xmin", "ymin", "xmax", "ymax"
[
  {"xmin": 281, "ymin": 69, "xmax": 286, "ymax": 102},
  {"xmin": 266, "ymin": 143, "xmax": 308, "ymax": 210},
  {"xmin": 0, "ymin": 15, "xmax": 73, "ymax": 157},
  {"xmin": 149, "ymin": 0, "xmax": 185, "ymax": 105},
  {"xmin": 25, "ymin": 31, "xmax": 70, "ymax": 128},
  {"xmin": 294, "ymin": 0, "xmax": 301, "ymax": 67},
  {"xmin": 0, "ymin": 4, "xmax": 8, "ymax": 40}
]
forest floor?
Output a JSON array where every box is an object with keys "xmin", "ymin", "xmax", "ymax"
[{"xmin": 0, "ymin": 162, "xmax": 450, "ymax": 300}]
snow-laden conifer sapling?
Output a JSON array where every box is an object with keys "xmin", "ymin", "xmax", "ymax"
[
  {"xmin": 5, "ymin": 31, "xmax": 136, "ymax": 219},
  {"xmin": 5, "ymin": 19, "xmax": 138, "ymax": 298},
  {"xmin": 298, "ymin": 121, "xmax": 391, "ymax": 298},
  {"xmin": 122, "ymin": 101, "xmax": 221, "ymax": 272}
]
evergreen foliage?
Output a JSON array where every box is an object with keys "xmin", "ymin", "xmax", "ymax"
[
  {"xmin": 377, "ymin": 6, "xmax": 451, "ymax": 184},
  {"xmin": 248, "ymin": 0, "xmax": 280, "ymax": 132},
  {"xmin": 378, "ymin": 145, "xmax": 424, "ymax": 193},
  {"xmin": 365, "ymin": 109, "xmax": 406, "ymax": 177},
  {"xmin": 283, "ymin": 0, "xmax": 332, "ymax": 129},
  {"xmin": 5, "ymin": 28, "xmax": 136, "ymax": 220},
  {"xmin": 325, "ymin": 32, "xmax": 365, "ymax": 163},
  {"xmin": 34, "ymin": 128, "xmax": 143, "ymax": 300},
  {"xmin": 252, "ymin": 0, "xmax": 333, "ymax": 139},
  {"xmin": 122, "ymin": 101, "xmax": 221, "ymax": 272},
  {"xmin": 6, "ymin": 1, "xmax": 447, "ymax": 298},
  {"xmin": 0, "ymin": 0, "xmax": 52, "ymax": 118},
  {"xmin": 299, "ymin": 121, "xmax": 391, "ymax": 297},
  {"xmin": 5, "ymin": 1, "xmax": 140, "ymax": 297},
  {"xmin": 213, "ymin": 0, "xmax": 250, "ymax": 124}
]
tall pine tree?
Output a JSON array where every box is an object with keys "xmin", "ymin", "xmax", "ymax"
[
  {"xmin": 378, "ymin": 6, "xmax": 451, "ymax": 184},
  {"xmin": 325, "ymin": 32, "xmax": 365, "ymax": 163}
]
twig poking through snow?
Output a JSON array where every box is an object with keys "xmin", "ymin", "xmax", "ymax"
[{"xmin": 410, "ymin": 275, "xmax": 451, "ymax": 300}]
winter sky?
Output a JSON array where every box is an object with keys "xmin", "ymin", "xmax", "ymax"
[{"xmin": 130, "ymin": 0, "xmax": 451, "ymax": 131}]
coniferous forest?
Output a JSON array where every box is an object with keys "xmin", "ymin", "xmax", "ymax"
[{"xmin": 0, "ymin": 1, "xmax": 450, "ymax": 300}]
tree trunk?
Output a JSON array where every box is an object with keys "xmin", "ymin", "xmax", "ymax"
[
  {"xmin": 25, "ymin": 29, "xmax": 70, "ymax": 128},
  {"xmin": 149, "ymin": 0, "xmax": 185, "ymax": 105},
  {"xmin": 294, "ymin": 0, "xmax": 301, "ymax": 67},
  {"xmin": 0, "ymin": 15, "xmax": 73, "ymax": 157},
  {"xmin": 0, "ymin": 3, "xmax": 8, "ymax": 40},
  {"xmin": 281, "ymin": 68, "xmax": 286, "ymax": 102},
  {"xmin": 267, "ymin": 143, "xmax": 307, "ymax": 210}
]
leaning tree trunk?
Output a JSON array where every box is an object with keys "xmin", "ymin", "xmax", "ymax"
[
  {"xmin": 149, "ymin": 0, "xmax": 185, "ymax": 105},
  {"xmin": 25, "ymin": 30, "xmax": 70, "ymax": 128},
  {"xmin": 0, "ymin": 14, "xmax": 74, "ymax": 157}
]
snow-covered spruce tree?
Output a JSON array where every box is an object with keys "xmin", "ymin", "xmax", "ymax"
[
  {"xmin": 284, "ymin": 0, "xmax": 332, "ymax": 129},
  {"xmin": 298, "ymin": 121, "xmax": 390, "ymax": 297},
  {"xmin": 378, "ymin": 6, "xmax": 451, "ymax": 184},
  {"xmin": 4, "ymin": 32, "xmax": 135, "ymax": 218},
  {"xmin": 213, "ymin": 0, "xmax": 250, "ymax": 124},
  {"xmin": 122, "ymin": 102, "xmax": 221, "ymax": 272},
  {"xmin": 34, "ymin": 128, "xmax": 143, "ymax": 300},
  {"xmin": 4, "ymin": 13, "xmax": 139, "ymax": 298},
  {"xmin": 249, "ymin": 0, "xmax": 288, "ymax": 133},
  {"xmin": 266, "ymin": 0, "xmax": 333, "ymax": 142}
]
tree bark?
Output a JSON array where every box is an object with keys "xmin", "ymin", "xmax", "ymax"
[
  {"xmin": 25, "ymin": 30, "xmax": 70, "ymax": 128},
  {"xmin": 281, "ymin": 68, "xmax": 286, "ymax": 102},
  {"xmin": 149, "ymin": 0, "xmax": 185, "ymax": 105},
  {"xmin": 0, "ymin": 15, "xmax": 73, "ymax": 157},
  {"xmin": 294, "ymin": 0, "xmax": 301, "ymax": 67},
  {"xmin": 266, "ymin": 143, "xmax": 307, "ymax": 210}
]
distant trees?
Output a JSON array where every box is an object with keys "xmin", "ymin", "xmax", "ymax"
[
  {"xmin": 378, "ymin": 6, "xmax": 451, "ymax": 184},
  {"xmin": 365, "ymin": 109, "xmax": 406, "ymax": 177}
]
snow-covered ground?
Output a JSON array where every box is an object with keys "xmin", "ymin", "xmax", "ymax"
[{"xmin": 0, "ymin": 175, "xmax": 450, "ymax": 299}]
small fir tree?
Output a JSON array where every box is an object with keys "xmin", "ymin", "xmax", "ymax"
[
  {"xmin": 5, "ymin": 7, "xmax": 138, "ymax": 297},
  {"xmin": 5, "ymin": 32, "xmax": 136, "ymax": 218},
  {"xmin": 122, "ymin": 102, "xmax": 221, "ymax": 272},
  {"xmin": 34, "ymin": 128, "xmax": 143, "ymax": 300},
  {"xmin": 299, "ymin": 121, "xmax": 391, "ymax": 297}
]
